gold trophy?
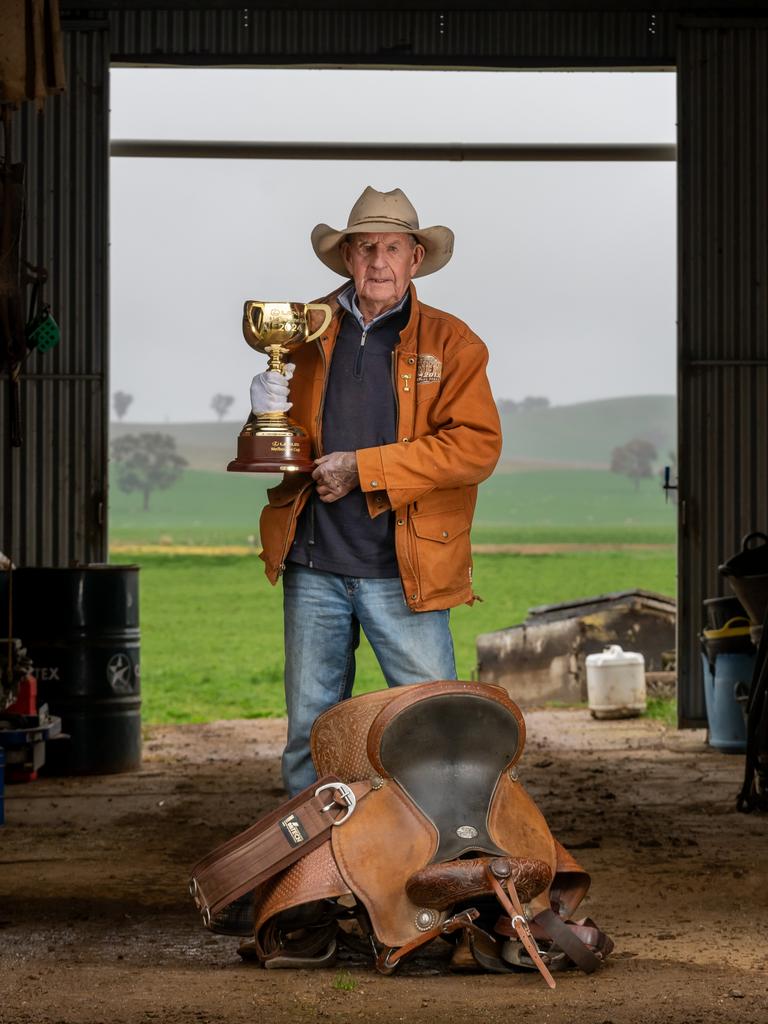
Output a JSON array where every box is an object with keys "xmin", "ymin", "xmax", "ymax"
[{"xmin": 227, "ymin": 300, "xmax": 332, "ymax": 473}]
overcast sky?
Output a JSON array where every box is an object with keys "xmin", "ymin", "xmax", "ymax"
[{"xmin": 110, "ymin": 69, "xmax": 676, "ymax": 423}]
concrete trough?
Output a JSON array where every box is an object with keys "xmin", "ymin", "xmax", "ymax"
[{"xmin": 476, "ymin": 590, "xmax": 676, "ymax": 707}]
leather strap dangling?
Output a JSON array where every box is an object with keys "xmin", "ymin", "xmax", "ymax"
[{"xmin": 485, "ymin": 861, "xmax": 556, "ymax": 989}]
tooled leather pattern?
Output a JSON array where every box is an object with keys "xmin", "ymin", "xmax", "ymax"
[
  {"xmin": 405, "ymin": 856, "xmax": 552, "ymax": 910},
  {"xmin": 311, "ymin": 688, "xmax": 396, "ymax": 780},
  {"xmin": 254, "ymin": 839, "xmax": 350, "ymax": 934}
]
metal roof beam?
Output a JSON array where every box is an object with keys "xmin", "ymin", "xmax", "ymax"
[
  {"xmin": 61, "ymin": 2, "xmax": 768, "ymax": 13},
  {"xmin": 110, "ymin": 140, "xmax": 676, "ymax": 161}
]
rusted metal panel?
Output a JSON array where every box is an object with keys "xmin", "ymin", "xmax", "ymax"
[
  {"xmin": 0, "ymin": 25, "xmax": 109, "ymax": 567},
  {"xmin": 106, "ymin": 8, "xmax": 675, "ymax": 66},
  {"xmin": 477, "ymin": 590, "xmax": 676, "ymax": 707},
  {"xmin": 677, "ymin": 24, "xmax": 768, "ymax": 726}
]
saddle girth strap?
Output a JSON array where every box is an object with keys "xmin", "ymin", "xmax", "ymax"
[
  {"xmin": 531, "ymin": 910, "xmax": 605, "ymax": 973},
  {"xmin": 189, "ymin": 777, "xmax": 369, "ymax": 925},
  {"xmin": 495, "ymin": 911, "xmax": 613, "ymax": 972}
]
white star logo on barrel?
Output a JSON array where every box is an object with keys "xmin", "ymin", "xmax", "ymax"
[{"xmin": 106, "ymin": 653, "xmax": 133, "ymax": 693}]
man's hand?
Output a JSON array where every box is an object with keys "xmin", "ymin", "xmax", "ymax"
[{"xmin": 312, "ymin": 451, "xmax": 360, "ymax": 503}]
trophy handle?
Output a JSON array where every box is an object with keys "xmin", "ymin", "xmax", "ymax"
[
  {"xmin": 304, "ymin": 303, "xmax": 333, "ymax": 342},
  {"xmin": 243, "ymin": 300, "xmax": 264, "ymax": 338}
]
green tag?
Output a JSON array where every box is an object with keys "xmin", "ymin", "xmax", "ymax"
[{"xmin": 26, "ymin": 311, "xmax": 61, "ymax": 353}]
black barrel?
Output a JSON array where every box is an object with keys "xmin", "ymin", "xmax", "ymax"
[{"xmin": 0, "ymin": 566, "xmax": 140, "ymax": 774}]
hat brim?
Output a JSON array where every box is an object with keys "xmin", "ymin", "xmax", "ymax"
[{"xmin": 310, "ymin": 221, "xmax": 454, "ymax": 278}]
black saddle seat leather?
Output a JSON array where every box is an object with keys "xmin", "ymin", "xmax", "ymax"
[{"xmin": 376, "ymin": 690, "xmax": 524, "ymax": 862}]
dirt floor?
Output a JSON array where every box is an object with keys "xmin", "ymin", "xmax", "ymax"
[{"xmin": 1, "ymin": 709, "xmax": 767, "ymax": 1024}]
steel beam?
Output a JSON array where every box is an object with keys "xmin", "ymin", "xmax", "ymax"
[{"xmin": 110, "ymin": 140, "xmax": 676, "ymax": 161}]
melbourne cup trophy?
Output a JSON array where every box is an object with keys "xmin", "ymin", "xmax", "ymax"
[{"xmin": 227, "ymin": 300, "xmax": 332, "ymax": 473}]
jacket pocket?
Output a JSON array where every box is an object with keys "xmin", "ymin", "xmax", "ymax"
[{"xmin": 409, "ymin": 507, "xmax": 471, "ymax": 601}]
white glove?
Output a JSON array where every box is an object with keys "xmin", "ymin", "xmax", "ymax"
[{"xmin": 250, "ymin": 363, "xmax": 295, "ymax": 414}]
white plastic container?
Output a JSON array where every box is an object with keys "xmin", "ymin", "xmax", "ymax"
[{"xmin": 585, "ymin": 644, "xmax": 647, "ymax": 719}]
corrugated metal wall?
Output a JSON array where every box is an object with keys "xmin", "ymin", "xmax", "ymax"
[
  {"xmin": 1, "ymin": 6, "xmax": 676, "ymax": 570},
  {"xmin": 7, "ymin": 6, "xmax": 768, "ymax": 728},
  {"xmin": 108, "ymin": 7, "xmax": 675, "ymax": 66},
  {"xmin": 677, "ymin": 23, "xmax": 768, "ymax": 725},
  {"xmin": 0, "ymin": 24, "xmax": 110, "ymax": 567}
]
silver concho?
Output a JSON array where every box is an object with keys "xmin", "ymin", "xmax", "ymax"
[
  {"xmin": 415, "ymin": 909, "xmax": 439, "ymax": 931},
  {"xmin": 456, "ymin": 825, "xmax": 478, "ymax": 840}
]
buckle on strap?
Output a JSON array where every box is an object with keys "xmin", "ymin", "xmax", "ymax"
[
  {"xmin": 189, "ymin": 876, "xmax": 212, "ymax": 927},
  {"xmin": 510, "ymin": 914, "xmax": 548, "ymax": 958},
  {"xmin": 314, "ymin": 781, "xmax": 357, "ymax": 825}
]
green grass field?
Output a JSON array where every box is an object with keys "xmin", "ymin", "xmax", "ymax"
[
  {"xmin": 109, "ymin": 466, "xmax": 676, "ymax": 547},
  {"xmin": 114, "ymin": 549, "xmax": 676, "ymax": 724},
  {"xmin": 109, "ymin": 460, "xmax": 677, "ymax": 725}
]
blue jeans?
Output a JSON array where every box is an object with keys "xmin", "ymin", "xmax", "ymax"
[{"xmin": 281, "ymin": 564, "xmax": 457, "ymax": 795}]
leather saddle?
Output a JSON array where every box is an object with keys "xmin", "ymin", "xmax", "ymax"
[{"xmin": 190, "ymin": 681, "xmax": 612, "ymax": 983}]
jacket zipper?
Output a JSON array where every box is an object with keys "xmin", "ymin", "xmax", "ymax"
[
  {"xmin": 296, "ymin": 333, "xmax": 333, "ymax": 573},
  {"xmin": 314, "ymin": 335, "xmax": 330, "ymax": 456},
  {"xmin": 279, "ymin": 334, "xmax": 331, "ymax": 577},
  {"xmin": 307, "ymin": 493, "xmax": 316, "ymax": 568},
  {"xmin": 277, "ymin": 481, "xmax": 313, "ymax": 575},
  {"xmin": 391, "ymin": 347, "xmax": 419, "ymax": 602},
  {"xmin": 353, "ymin": 329, "xmax": 368, "ymax": 379}
]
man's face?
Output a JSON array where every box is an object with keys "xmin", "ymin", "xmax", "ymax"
[{"xmin": 340, "ymin": 232, "xmax": 425, "ymax": 317}]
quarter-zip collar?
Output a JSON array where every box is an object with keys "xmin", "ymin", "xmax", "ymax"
[
  {"xmin": 337, "ymin": 282, "xmax": 411, "ymax": 332},
  {"xmin": 321, "ymin": 282, "xmax": 421, "ymax": 354},
  {"xmin": 313, "ymin": 284, "xmax": 417, "ymax": 457}
]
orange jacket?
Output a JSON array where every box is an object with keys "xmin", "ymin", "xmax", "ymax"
[{"xmin": 258, "ymin": 283, "xmax": 502, "ymax": 611}]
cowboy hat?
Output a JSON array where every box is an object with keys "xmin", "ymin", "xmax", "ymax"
[{"xmin": 311, "ymin": 187, "xmax": 454, "ymax": 278}]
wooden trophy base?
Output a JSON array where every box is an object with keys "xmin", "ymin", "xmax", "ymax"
[{"xmin": 227, "ymin": 428, "xmax": 315, "ymax": 474}]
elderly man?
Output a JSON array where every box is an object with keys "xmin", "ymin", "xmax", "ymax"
[{"xmin": 252, "ymin": 187, "xmax": 502, "ymax": 796}]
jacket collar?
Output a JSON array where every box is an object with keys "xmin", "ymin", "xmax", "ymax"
[{"xmin": 397, "ymin": 282, "xmax": 420, "ymax": 353}]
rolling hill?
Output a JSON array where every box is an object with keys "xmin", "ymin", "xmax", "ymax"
[
  {"xmin": 497, "ymin": 394, "xmax": 675, "ymax": 468},
  {"xmin": 110, "ymin": 393, "xmax": 676, "ymax": 472}
]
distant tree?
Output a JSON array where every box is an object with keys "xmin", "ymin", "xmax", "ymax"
[
  {"xmin": 611, "ymin": 438, "xmax": 658, "ymax": 490},
  {"xmin": 111, "ymin": 433, "xmax": 187, "ymax": 511},
  {"xmin": 211, "ymin": 393, "xmax": 235, "ymax": 421},
  {"xmin": 496, "ymin": 396, "xmax": 551, "ymax": 415},
  {"xmin": 496, "ymin": 398, "xmax": 518, "ymax": 414},
  {"xmin": 113, "ymin": 391, "xmax": 133, "ymax": 421},
  {"xmin": 520, "ymin": 396, "xmax": 550, "ymax": 412}
]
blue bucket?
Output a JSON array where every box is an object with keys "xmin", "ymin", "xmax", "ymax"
[{"xmin": 700, "ymin": 651, "xmax": 752, "ymax": 753}]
